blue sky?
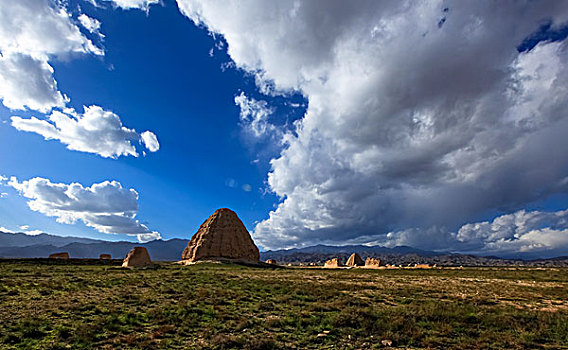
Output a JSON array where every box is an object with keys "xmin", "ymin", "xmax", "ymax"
[
  {"xmin": 0, "ymin": 0, "xmax": 303, "ymax": 243},
  {"xmin": 1, "ymin": 0, "xmax": 568, "ymax": 258}
]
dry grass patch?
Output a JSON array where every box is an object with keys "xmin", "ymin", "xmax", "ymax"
[{"xmin": 0, "ymin": 260, "xmax": 567, "ymax": 349}]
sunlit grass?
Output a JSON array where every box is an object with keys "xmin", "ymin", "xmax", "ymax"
[{"xmin": 0, "ymin": 260, "xmax": 567, "ymax": 349}]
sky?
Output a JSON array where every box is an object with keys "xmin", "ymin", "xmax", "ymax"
[{"xmin": 0, "ymin": 0, "xmax": 568, "ymax": 258}]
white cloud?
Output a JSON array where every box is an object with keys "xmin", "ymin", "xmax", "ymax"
[
  {"xmin": 0, "ymin": 226, "xmax": 44, "ymax": 235},
  {"xmin": 177, "ymin": 1, "xmax": 568, "ymax": 254},
  {"xmin": 455, "ymin": 209, "xmax": 568, "ymax": 254},
  {"xmin": 385, "ymin": 209, "xmax": 568, "ymax": 258},
  {"xmin": 0, "ymin": 0, "xmax": 102, "ymax": 58},
  {"xmin": 11, "ymin": 105, "xmax": 159, "ymax": 158},
  {"xmin": 234, "ymin": 92, "xmax": 275, "ymax": 137},
  {"xmin": 0, "ymin": 2, "xmax": 159, "ymax": 157},
  {"xmin": 137, "ymin": 231, "xmax": 161, "ymax": 243},
  {"xmin": 0, "ymin": 52, "xmax": 67, "ymax": 112},
  {"xmin": 242, "ymin": 184, "xmax": 252, "ymax": 192},
  {"xmin": 8, "ymin": 176, "xmax": 161, "ymax": 242},
  {"xmin": 108, "ymin": 0, "xmax": 160, "ymax": 11},
  {"xmin": 78, "ymin": 14, "xmax": 101, "ymax": 35},
  {"xmin": 23, "ymin": 229, "xmax": 43, "ymax": 236},
  {"xmin": 85, "ymin": 0, "xmax": 102, "ymax": 8},
  {"xmin": 140, "ymin": 130, "xmax": 160, "ymax": 153},
  {"xmin": 1, "ymin": 177, "xmax": 8, "ymax": 198},
  {"xmin": 0, "ymin": 0, "xmax": 103, "ymax": 112}
]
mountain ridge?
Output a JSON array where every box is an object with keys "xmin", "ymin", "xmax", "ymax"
[
  {"xmin": 0, "ymin": 231, "xmax": 105, "ymax": 247},
  {"xmin": 1, "ymin": 231, "xmax": 567, "ymax": 265}
]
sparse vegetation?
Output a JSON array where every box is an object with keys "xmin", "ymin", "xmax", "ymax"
[{"xmin": 0, "ymin": 259, "xmax": 567, "ymax": 349}]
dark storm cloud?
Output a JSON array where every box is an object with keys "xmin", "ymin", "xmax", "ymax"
[{"xmin": 176, "ymin": 0, "xmax": 568, "ymax": 254}]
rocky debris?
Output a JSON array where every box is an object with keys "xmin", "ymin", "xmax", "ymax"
[
  {"xmin": 324, "ymin": 258, "xmax": 342, "ymax": 268},
  {"xmin": 365, "ymin": 257, "xmax": 383, "ymax": 268},
  {"xmin": 99, "ymin": 254, "xmax": 111, "ymax": 260},
  {"xmin": 265, "ymin": 259, "xmax": 277, "ymax": 265},
  {"xmin": 182, "ymin": 208, "xmax": 259, "ymax": 262},
  {"xmin": 316, "ymin": 330, "xmax": 331, "ymax": 339},
  {"xmin": 346, "ymin": 253, "xmax": 364, "ymax": 267},
  {"xmin": 49, "ymin": 252, "xmax": 69, "ymax": 259},
  {"xmin": 122, "ymin": 247, "xmax": 151, "ymax": 267}
]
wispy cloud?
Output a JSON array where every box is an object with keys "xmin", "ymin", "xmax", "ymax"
[{"xmin": 234, "ymin": 92, "xmax": 276, "ymax": 138}]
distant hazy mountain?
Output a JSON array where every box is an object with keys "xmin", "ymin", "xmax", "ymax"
[
  {"xmin": 1, "ymin": 231, "xmax": 566, "ymax": 265},
  {"xmin": 263, "ymin": 244, "xmax": 437, "ymax": 256},
  {"xmin": 260, "ymin": 244, "xmax": 438, "ymax": 264},
  {"xmin": 0, "ymin": 230, "xmax": 188, "ymax": 260},
  {"xmin": 0, "ymin": 231, "xmax": 104, "ymax": 247},
  {"xmin": 0, "ymin": 233, "xmax": 435, "ymax": 260},
  {"xmin": 260, "ymin": 245, "xmax": 568, "ymax": 267}
]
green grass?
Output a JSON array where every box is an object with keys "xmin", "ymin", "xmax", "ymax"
[{"xmin": 0, "ymin": 260, "xmax": 567, "ymax": 349}]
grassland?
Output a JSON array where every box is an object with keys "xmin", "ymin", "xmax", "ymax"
[{"xmin": 0, "ymin": 259, "xmax": 567, "ymax": 349}]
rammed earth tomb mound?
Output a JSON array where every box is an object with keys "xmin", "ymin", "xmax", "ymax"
[
  {"xmin": 122, "ymin": 247, "xmax": 151, "ymax": 267},
  {"xmin": 324, "ymin": 258, "xmax": 342, "ymax": 268},
  {"xmin": 49, "ymin": 252, "xmax": 69, "ymax": 259},
  {"xmin": 182, "ymin": 208, "xmax": 260, "ymax": 262},
  {"xmin": 346, "ymin": 253, "xmax": 364, "ymax": 267},
  {"xmin": 365, "ymin": 257, "xmax": 383, "ymax": 268}
]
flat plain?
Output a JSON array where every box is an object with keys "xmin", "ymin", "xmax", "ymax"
[{"xmin": 0, "ymin": 259, "xmax": 567, "ymax": 349}]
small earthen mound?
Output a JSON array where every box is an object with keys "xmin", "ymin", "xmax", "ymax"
[
  {"xmin": 122, "ymin": 247, "xmax": 151, "ymax": 267},
  {"xmin": 414, "ymin": 264, "xmax": 432, "ymax": 269},
  {"xmin": 346, "ymin": 253, "xmax": 364, "ymax": 267},
  {"xmin": 324, "ymin": 258, "xmax": 342, "ymax": 268},
  {"xmin": 49, "ymin": 252, "xmax": 69, "ymax": 259},
  {"xmin": 99, "ymin": 254, "xmax": 111, "ymax": 260},
  {"xmin": 365, "ymin": 257, "xmax": 383, "ymax": 268},
  {"xmin": 265, "ymin": 259, "xmax": 277, "ymax": 265},
  {"xmin": 182, "ymin": 208, "xmax": 260, "ymax": 262}
]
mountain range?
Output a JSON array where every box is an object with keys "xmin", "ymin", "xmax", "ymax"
[
  {"xmin": 0, "ymin": 231, "xmax": 188, "ymax": 260},
  {"xmin": 1, "ymin": 231, "xmax": 567, "ymax": 267},
  {"xmin": 0, "ymin": 232, "xmax": 440, "ymax": 261}
]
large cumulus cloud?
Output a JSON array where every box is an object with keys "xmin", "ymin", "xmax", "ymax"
[
  {"xmin": 177, "ymin": 0, "xmax": 568, "ymax": 253},
  {"xmin": 385, "ymin": 209, "xmax": 568, "ymax": 258},
  {"xmin": 0, "ymin": 0, "xmax": 102, "ymax": 112},
  {"xmin": 8, "ymin": 176, "xmax": 161, "ymax": 242}
]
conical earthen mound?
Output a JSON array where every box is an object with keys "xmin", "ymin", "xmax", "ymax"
[
  {"xmin": 182, "ymin": 208, "xmax": 260, "ymax": 262},
  {"xmin": 122, "ymin": 247, "xmax": 151, "ymax": 267},
  {"xmin": 49, "ymin": 252, "xmax": 69, "ymax": 259},
  {"xmin": 346, "ymin": 253, "xmax": 364, "ymax": 266}
]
